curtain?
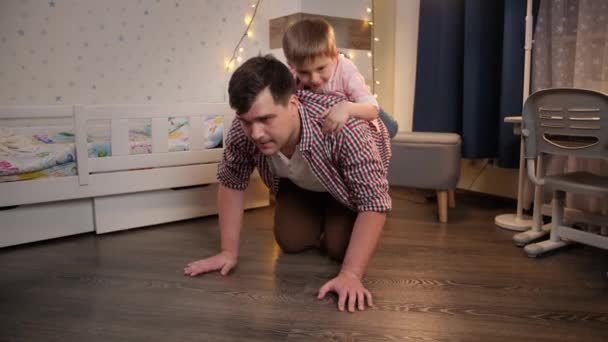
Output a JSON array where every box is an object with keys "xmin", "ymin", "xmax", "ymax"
[
  {"xmin": 525, "ymin": 0, "xmax": 608, "ymax": 215},
  {"xmin": 412, "ymin": 0, "xmax": 528, "ymax": 167}
]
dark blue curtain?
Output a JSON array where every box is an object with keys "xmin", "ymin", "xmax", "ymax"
[{"xmin": 412, "ymin": 0, "xmax": 530, "ymax": 167}]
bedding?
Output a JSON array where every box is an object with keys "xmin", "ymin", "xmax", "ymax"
[
  {"xmin": 0, "ymin": 115, "xmax": 224, "ymax": 182},
  {"xmin": 0, "ymin": 162, "xmax": 77, "ymax": 182}
]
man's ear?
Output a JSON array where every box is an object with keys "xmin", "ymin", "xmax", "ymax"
[{"xmin": 288, "ymin": 94, "xmax": 298, "ymax": 107}]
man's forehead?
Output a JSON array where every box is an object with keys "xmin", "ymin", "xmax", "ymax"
[{"xmin": 239, "ymin": 96, "xmax": 276, "ymax": 121}]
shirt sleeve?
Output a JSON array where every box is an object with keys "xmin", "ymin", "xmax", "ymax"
[
  {"xmin": 338, "ymin": 120, "xmax": 391, "ymax": 212},
  {"xmin": 340, "ymin": 57, "xmax": 379, "ymax": 108},
  {"xmin": 217, "ymin": 119, "xmax": 256, "ymax": 191}
]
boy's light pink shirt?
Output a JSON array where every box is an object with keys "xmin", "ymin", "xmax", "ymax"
[
  {"xmin": 320, "ymin": 55, "xmax": 379, "ymax": 108},
  {"xmin": 294, "ymin": 55, "xmax": 379, "ymax": 108}
]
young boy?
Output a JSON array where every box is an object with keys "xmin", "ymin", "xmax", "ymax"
[{"xmin": 282, "ymin": 18, "xmax": 399, "ymax": 137}]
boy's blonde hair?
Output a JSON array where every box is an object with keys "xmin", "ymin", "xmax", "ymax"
[{"xmin": 282, "ymin": 18, "xmax": 339, "ymax": 66}]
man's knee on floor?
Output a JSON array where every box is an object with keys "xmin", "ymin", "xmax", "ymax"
[
  {"xmin": 324, "ymin": 239, "xmax": 348, "ymax": 261},
  {"xmin": 275, "ymin": 235, "xmax": 315, "ymax": 254}
]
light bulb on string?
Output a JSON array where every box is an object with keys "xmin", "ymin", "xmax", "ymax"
[{"xmin": 223, "ymin": 0, "xmax": 262, "ymax": 73}]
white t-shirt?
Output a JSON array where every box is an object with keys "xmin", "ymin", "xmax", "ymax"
[{"xmin": 269, "ymin": 146, "xmax": 326, "ymax": 192}]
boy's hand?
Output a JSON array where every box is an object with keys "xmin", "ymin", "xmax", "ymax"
[
  {"xmin": 320, "ymin": 102, "xmax": 351, "ymax": 134},
  {"xmin": 184, "ymin": 251, "xmax": 238, "ymax": 277}
]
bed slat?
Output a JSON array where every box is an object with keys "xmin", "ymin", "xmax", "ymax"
[
  {"xmin": 111, "ymin": 119, "xmax": 130, "ymax": 156},
  {"xmin": 152, "ymin": 117, "xmax": 169, "ymax": 153},
  {"xmin": 74, "ymin": 105, "xmax": 90, "ymax": 185},
  {"xmin": 190, "ymin": 116, "xmax": 204, "ymax": 151}
]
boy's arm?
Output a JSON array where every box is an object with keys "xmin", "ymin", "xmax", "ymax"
[
  {"xmin": 321, "ymin": 57, "xmax": 379, "ymax": 132},
  {"xmin": 336, "ymin": 101, "xmax": 379, "ymax": 121},
  {"xmin": 342, "ymin": 57, "xmax": 380, "ymax": 120},
  {"xmin": 321, "ymin": 101, "xmax": 379, "ymax": 133}
]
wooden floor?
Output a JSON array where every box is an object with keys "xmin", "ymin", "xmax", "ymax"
[{"xmin": 1, "ymin": 188, "xmax": 608, "ymax": 341}]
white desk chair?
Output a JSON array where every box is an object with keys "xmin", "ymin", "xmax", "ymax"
[{"xmin": 521, "ymin": 88, "xmax": 608, "ymax": 257}]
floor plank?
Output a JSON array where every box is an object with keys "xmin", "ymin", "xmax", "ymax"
[{"xmin": 1, "ymin": 188, "xmax": 607, "ymax": 341}]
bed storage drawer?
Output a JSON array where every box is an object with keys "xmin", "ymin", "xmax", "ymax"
[
  {"xmin": 93, "ymin": 176, "xmax": 270, "ymax": 234},
  {"xmin": 0, "ymin": 199, "xmax": 95, "ymax": 248}
]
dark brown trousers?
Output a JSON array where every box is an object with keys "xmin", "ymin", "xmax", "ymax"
[{"xmin": 273, "ymin": 179, "xmax": 357, "ymax": 261}]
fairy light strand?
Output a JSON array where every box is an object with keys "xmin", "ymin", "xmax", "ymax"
[
  {"xmin": 226, "ymin": 0, "xmax": 262, "ymax": 71},
  {"xmin": 370, "ymin": 2, "xmax": 377, "ymax": 96}
]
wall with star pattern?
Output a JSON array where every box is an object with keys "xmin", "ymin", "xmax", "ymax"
[{"xmin": 0, "ymin": 0, "xmax": 302, "ymax": 105}]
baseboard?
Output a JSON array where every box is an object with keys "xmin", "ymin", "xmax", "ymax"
[{"xmin": 457, "ymin": 159, "xmax": 519, "ymax": 200}]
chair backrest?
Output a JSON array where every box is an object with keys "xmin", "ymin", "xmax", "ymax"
[{"xmin": 523, "ymin": 88, "xmax": 608, "ymax": 160}]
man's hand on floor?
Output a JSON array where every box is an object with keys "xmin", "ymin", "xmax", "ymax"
[
  {"xmin": 184, "ymin": 251, "xmax": 237, "ymax": 277},
  {"xmin": 317, "ymin": 271, "xmax": 374, "ymax": 313}
]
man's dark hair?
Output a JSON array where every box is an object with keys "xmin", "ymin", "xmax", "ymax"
[{"xmin": 228, "ymin": 55, "xmax": 296, "ymax": 115}]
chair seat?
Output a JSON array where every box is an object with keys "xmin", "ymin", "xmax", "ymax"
[{"xmin": 545, "ymin": 171, "xmax": 608, "ymax": 197}]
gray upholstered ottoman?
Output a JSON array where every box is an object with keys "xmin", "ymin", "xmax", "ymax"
[{"xmin": 388, "ymin": 132, "xmax": 462, "ymax": 223}]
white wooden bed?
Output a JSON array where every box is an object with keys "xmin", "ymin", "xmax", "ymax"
[{"xmin": 0, "ymin": 103, "xmax": 270, "ymax": 247}]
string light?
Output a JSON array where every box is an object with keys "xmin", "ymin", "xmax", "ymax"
[
  {"xmin": 370, "ymin": 1, "xmax": 377, "ymax": 95},
  {"xmin": 225, "ymin": 0, "xmax": 262, "ymax": 71}
]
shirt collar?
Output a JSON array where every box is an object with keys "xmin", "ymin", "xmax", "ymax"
[{"xmin": 297, "ymin": 99, "xmax": 316, "ymax": 153}]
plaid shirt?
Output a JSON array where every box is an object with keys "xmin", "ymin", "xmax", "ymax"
[{"xmin": 217, "ymin": 90, "xmax": 392, "ymax": 212}]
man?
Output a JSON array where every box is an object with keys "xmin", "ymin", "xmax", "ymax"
[{"xmin": 184, "ymin": 55, "xmax": 391, "ymax": 313}]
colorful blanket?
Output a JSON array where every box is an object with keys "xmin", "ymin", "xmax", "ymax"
[{"xmin": 0, "ymin": 115, "xmax": 224, "ymax": 181}]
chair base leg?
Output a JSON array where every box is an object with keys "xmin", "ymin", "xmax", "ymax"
[
  {"xmin": 513, "ymin": 223, "xmax": 552, "ymax": 247},
  {"xmin": 524, "ymin": 239, "xmax": 569, "ymax": 258}
]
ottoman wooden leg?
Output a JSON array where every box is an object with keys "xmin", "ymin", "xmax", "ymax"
[
  {"xmin": 437, "ymin": 190, "xmax": 448, "ymax": 223},
  {"xmin": 448, "ymin": 189, "xmax": 456, "ymax": 208}
]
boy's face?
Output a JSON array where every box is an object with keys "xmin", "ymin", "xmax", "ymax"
[
  {"xmin": 237, "ymin": 87, "xmax": 300, "ymax": 156},
  {"xmin": 292, "ymin": 55, "xmax": 337, "ymax": 90}
]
